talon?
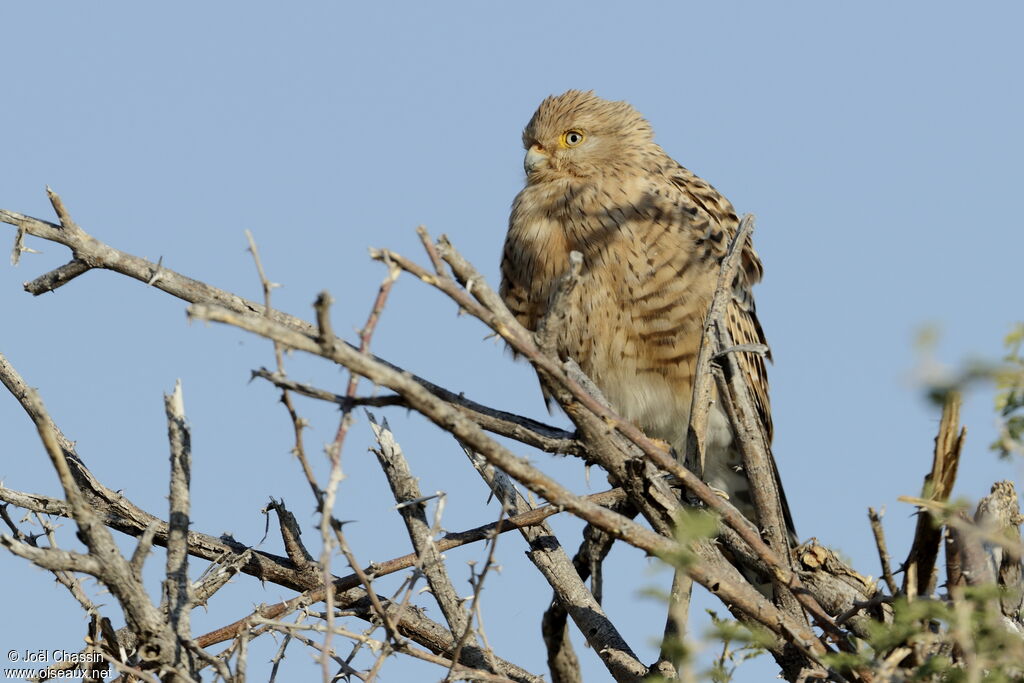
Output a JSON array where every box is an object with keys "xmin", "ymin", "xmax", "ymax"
[{"xmin": 708, "ymin": 486, "xmax": 730, "ymax": 500}]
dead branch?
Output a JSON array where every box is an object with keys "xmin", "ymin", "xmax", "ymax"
[
  {"xmin": 252, "ymin": 367, "xmax": 584, "ymax": 456},
  {"xmin": 164, "ymin": 379, "xmax": 196, "ymax": 677},
  {"xmin": 367, "ymin": 414, "xmax": 493, "ymax": 673},
  {"xmin": 868, "ymin": 507, "xmax": 898, "ymax": 595},
  {"xmin": 903, "ymin": 392, "xmax": 966, "ymax": 598}
]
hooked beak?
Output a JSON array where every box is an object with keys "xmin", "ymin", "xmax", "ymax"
[{"xmin": 524, "ymin": 144, "xmax": 549, "ymax": 174}]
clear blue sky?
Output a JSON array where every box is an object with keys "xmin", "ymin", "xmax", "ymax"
[{"xmin": 2, "ymin": 2, "xmax": 1021, "ymax": 681}]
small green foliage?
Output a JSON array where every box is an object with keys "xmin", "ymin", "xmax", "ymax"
[
  {"xmin": 656, "ymin": 507, "xmax": 719, "ymax": 570},
  {"xmin": 636, "ymin": 585, "xmax": 670, "ymax": 603},
  {"xmin": 657, "ymin": 632, "xmax": 692, "ymax": 671},
  {"xmin": 915, "ymin": 323, "xmax": 942, "ymax": 353},
  {"xmin": 991, "ymin": 322, "xmax": 1024, "ymax": 458},
  {"xmin": 703, "ymin": 610, "xmax": 768, "ymax": 683},
  {"xmin": 916, "ymin": 323, "xmax": 1024, "ymax": 421},
  {"xmin": 864, "ymin": 596, "xmax": 949, "ymax": 652},
  {"xmin": 909, "ymin": 654, "xmax": 953, "ymax": 680},
  {"xmin": 643, "ymin": 509, "xmax": 722, "ymax": 679},
  {"xmin": 823, "ymin": 589, "xmax": 1024, "ymax": 680},
  {"xmin": 823, "ymin": 649, "xmax": 873, "ymax": 675}
]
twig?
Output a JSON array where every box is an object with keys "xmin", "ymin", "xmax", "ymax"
[
  {"xmin": 251, "ymin": 368, "xmax": 583, "ymax": 456},
  {"xmin": 192, "ymin": 548, "xmax": 254, "ymax": 608},
  {"xmin": 257, "ymin": 618, "xmax": 522, "ymax": 683},
  {"xmin": 328, "ymin": 256, "xmax": 400, "ymax": 456},
  {"xmin": 264, "ymin": 617, "xmax": 368, "ymax": 682},
  {"xmin": 23, "ymin": 258, "xmax": 91, "ymax": 294},
  {"xmin": 833, "ymin": 594, "xmax": 894, "ymax": 627},
  {"xmin": 245, "ymin": 230, "xmax": 320, "ymax": 505},
  {"xmin": 14, "ymin": 189, "xmax": 93, "ymax": 290},
  {"xmin": 267, "ymin": 612, "xmax": 302, "ymax": 683},
  {"xmin": 130, "ymin": 522, "xmax": 160, "ymax": 578},
  {"xmin": 0, "ymin": 507, "xmax": 102, "ymax": 619},
  {"xmin": 265, "ymin": 500, "xmax": 319, "ymax": 586},
  {"xmin": 713, "ymin": 323, "xmax": 790, "ymax": 550},
  {"xmin": 235, "ymin": 628, "xmax": 250, "ymax": 683},
  {"xmin": 469, "ymin": 557, "xmax": 501, "ymax": 673},
  {"xmin": 417, "ymin": 226, "xmax": 448, "ymax": 276},
  {"xmin": 317, "ymin": 268, "xmax": 399, "ymax": 679},
  {"xmin": 867, "ymin": 508, "xmax": 898, "ymax": 595},
  {"xmin": 448, "ymin": 504, "xmax": 504, "ymax": 681},
  {"xmin": 334, "ymin": 524, "xmax": 402, "ymax": 636}
]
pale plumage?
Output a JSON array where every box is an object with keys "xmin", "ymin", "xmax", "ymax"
[{"xmin": 500, "ymin": 90, "xmax": 793, "ymax": 537}]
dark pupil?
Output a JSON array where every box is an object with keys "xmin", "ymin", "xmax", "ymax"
[{"xmin": 568, "ymin": 133, "xmax": 579, "ymax": 143}]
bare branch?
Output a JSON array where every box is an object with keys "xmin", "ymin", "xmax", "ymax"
[
  {"xmin": 165, "ymin": 380, "xmax": 195, "ymax": 653},
  {"xmin": 903, "ymin": 391, "xmax": 966, "ymax": 598},
  {"xmin": 24, "ymin": 258, "xmax": 91, "ymax": 294},
  {"xmin": 252, "ymin": 367, "xmax": 583, "ymax": 456},
  {"xmin": 0, "ymin": 534, "xmax": 102, "ymax": 573},
  {"xmin": 868, "ymin": 507, "xmax": 898, "ymax": 595},
  {"xmin": 367, "ymin": 414, "xmax": 488, "ymax": 669},
  {"xmin": 684, "ymin": 213, "xmax": 757, "ymax": 479}
]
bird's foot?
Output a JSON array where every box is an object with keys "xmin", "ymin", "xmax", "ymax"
[{"xmin": 708, "ymin": 486, "xmax": 730, "ymax": 500}]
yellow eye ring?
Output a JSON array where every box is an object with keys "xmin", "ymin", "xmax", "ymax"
[{"xmin": 560, "ymin": 130, "xmax": 585, "ymax": 148}]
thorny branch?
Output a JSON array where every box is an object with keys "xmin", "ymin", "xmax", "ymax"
[{"xmin": 2, "ymin": 191, "xmax": 1022, "ymax": 682}]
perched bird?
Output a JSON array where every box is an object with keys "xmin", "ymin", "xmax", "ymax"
[{"xmin": 500, "ymin": 90, "xmax": 794, "ymax": 539}]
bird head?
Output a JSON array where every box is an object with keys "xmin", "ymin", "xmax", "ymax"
[{"xmin": 521, "ymin": 90, "xmax": 655, "ymax": 183}]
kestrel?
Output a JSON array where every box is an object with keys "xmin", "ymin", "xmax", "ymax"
[{"xmin": 500, "ymin": 90, "xmax": 794, "ymax": 538}]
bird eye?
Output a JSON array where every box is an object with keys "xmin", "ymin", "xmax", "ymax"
[{"xmin": 561, "ymin": 130, "xmax": 585, "ymax": 147}]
